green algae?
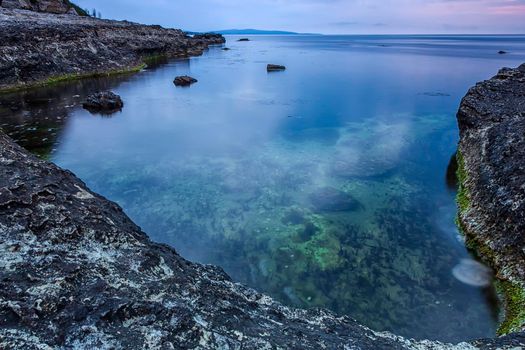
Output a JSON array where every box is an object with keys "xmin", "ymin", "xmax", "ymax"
[
  {"xmin": 495, "ymin": 280, "xmax": 525, "ymax": 335},
  {"xmin": 455, "ymin": 148, "xmax": 525, "ymax": 336},
  {"xmin": 455, "ymin": 150, "xmax": 470, "ymax": 214},
  {"xmin": 0, "ymin": 64, "xmax": 146, "ymax": 94}
]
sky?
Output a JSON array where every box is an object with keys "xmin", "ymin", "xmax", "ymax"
[{"xmin": 73, "ymin": 0, "xmax": 525, "ymax": 34}]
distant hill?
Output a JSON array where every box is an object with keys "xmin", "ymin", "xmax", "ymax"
[{"xmin": 211, "ymin": 29, "xmax": 313, "ymax": 35}]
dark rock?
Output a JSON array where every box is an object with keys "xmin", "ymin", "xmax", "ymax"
[
  {"xmin": 309, "ymin": 187, "xmax": 362, "ymax": 212},
  {"xmin": 1, "ymin": 0, "xmax": 74, "ymax": 14},
  {"xmin": 445, "ymin": 153, "xmax": 458, "ymax": 190},
  {"xmin": 267, "ymin": 64, "xmax": 286, "ymax": 72},
  {"xmin": 173, "ymin": 75, "xmax": 198, "ymax": 86},
  {"xmin": 82, "ymin": 91, "xmax": 123, "ymax": 113},
  {"xmin": 457, "ymin": 63, "xmax": 525, "ymax": 332},
  {"xmin": 237, "ymin": 38, "xmax": 250, "ymax": 41},
  {"xmin": 222, "ymin": 47, "xmax": 231, "ymax": 51},
  {"xmin": 0, "ymin": 8, "xmax": 225, "ymax": 92},
  {"xmin": 498, "ymin": 50, "xmax": 507, "ymax": 54}
]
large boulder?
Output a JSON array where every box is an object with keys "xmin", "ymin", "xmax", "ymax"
[
  {"xmin": 174, "ymin": 75, "xmax": 198, "ymax": 86},
  {"xmin": 82, "ymin": 91, "xmax": 124, "ymax": 113},
  {"xmin": 267, "ymin": 64, "xmax": 286, "ymax": 72}
]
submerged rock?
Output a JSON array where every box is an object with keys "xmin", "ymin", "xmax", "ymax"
[
  {"xmin": 174, "ymin": 75, "xmax": 198, "ymax": 86},
  {"xmin": 309, "ymin": 187, "xmax": 362, "ymax": 212},
  {"xmin": 452, "ymin": 259, "xmax": 492, "ymax": 287},
  {"xmin": 82, "ymin": 91, "xmax": 123, "ymax": 113},
  {"xmin": 267, "ymin": 64, "xmax": 286, "ymax": 72}
]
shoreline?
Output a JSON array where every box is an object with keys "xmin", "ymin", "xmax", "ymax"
[
  {"xmin": 0, "ymin": 8, "xmax": 224, "ymax": 94},
  {"xmin": 0, "ymin": 5, "xmax": 523, "ymax": 348}
]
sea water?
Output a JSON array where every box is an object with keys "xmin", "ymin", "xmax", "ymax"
[{"xmin": 2, "ymin": 34, "xmax": 525, "ymax": 342}]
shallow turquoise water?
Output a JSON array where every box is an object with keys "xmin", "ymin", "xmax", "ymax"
[{"xmin": 2, "ymin": 35, "xmax": 525, "ymax": 342}]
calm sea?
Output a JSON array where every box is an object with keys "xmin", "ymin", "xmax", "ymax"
[{"xmin": 2, "ymin": 34, "xmax": 524, "ymax": 342}]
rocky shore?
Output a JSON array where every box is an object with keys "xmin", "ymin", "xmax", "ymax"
[
  {"xmin": 0, "ymin": 7, "xmax": 224, "ymax": 92},
  {"xmin": 456, "ymin": 63, "xmax": 525, "ymax": 335},
  {"xmin": 0, "ymin": 3, "xmax": 524, "ymax": 348},
  {"xmin": 0, "ymin": 120, "xmax": 524, "ymax": 350}
]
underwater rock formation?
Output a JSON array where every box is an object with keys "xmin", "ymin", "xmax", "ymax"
[
  {"xmin": 2, "ymin": 127, "xmax": 525, "ymax": 348},
  {"xmin": 457, "ymin": 63, "xmax": 525, "ymax": 333},
  {"xmin": 0, "ymin": 7, "xmax": 225, "ymax": 92},
  {"xmin": 309, "ymin": 187, "xmax": 362, "ymax": 212}
]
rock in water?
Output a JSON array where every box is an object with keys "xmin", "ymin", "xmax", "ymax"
[
  {"xmin": 267, "ymin": 64, "xmax": 286, "ymax": 72},
  {"xmin": 82, "ymin": 91, "xmax": 124, "ymax": 113},
  {"xmin": 498, "ymin": 50, "xmax": 507, "ymax": 54},
  {"xmin": 237, "ymin": 38, "xmax": 250, "ymax": 41},
  {"xmin": 309, "ymin": 187, "xmax": 362, "ymax": 212},
  {"xmin": 452, "ymin": 259, "xmax": 492, "ymax": 287},
  {"xmin": 174, "ymin": 75, "xmax": 198, "ymax": 86}
]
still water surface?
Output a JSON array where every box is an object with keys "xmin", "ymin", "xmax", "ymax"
[{"xmin": 2, "ymin": 35, "xmax": 525, "ymax": 342}]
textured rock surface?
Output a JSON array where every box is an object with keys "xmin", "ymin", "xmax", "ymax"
[
  {"xmin": 0, "ymin": 8, "xmax": 225, "ymax": 91},
  {"xmin": 0, "ymin": 0, "xmax": 75, "ymax": 14},
  {"xmin": 174, "ymin": 76, "xmax": 198, "ymax": 87},
  {"xmin": 457, "ymin": 64, "xmax": 525, "ymax": 284},
  {"xmin": 83, "ymin": 91, "xmax": 124, "ymax": 113},
  {"xmin": 1, "ymin": 128, "xmax": 524, "ymax": 349}
]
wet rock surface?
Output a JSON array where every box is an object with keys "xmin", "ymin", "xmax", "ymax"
[
  {"xmin": 174, "ymin": 75, "xmax": 198, "ymax": 87},
  {"xmin": 0, "ymin": 8, "xmax": 224, "ymax": 91},
  {"xmin": 1, "ymin": 129, "xmax": 524, "ymax": 348},
  {"xmin": 82, "ymin": 91, "xmax": 123, "ymax": 113}
]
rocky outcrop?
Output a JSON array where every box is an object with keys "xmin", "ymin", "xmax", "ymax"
[
  {"xmin": 1, "ymin": 125, "xmax": 524, "ymax": 348},
  {"xmin": 0, "ymin": 8, "xmax": 225, "ymax": 92},
  {"xmin": 267, "ymin": 64, "xmax": 286, "ymax": 71},
  {"xmin": 0, "ymin": 0, "xmax": 79, "ymax": 15},
  {"xmin": 174, "ymin": 75, "xmax": 198, "ymax": 86},
  {"xmin": 457, "ymin": 64, "xmax": 525, "ymax": 334},
  {"xmin": 82, "ymin": 91, "xmax": 123, "ymax": 114}
]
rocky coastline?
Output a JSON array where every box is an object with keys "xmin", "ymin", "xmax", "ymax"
[
  {"xmin": 0, "ymin": 7, "xmax": 224, "ymax": 92},
  {"xmin": 456, "ymin": 63, "xmax": 525, "ymax": 335},
  {"xmin": 0, "ymin": 115, "xmax": 523, "ymax": 350},
  {"xmin": 0, "ymin": 3, "xmax": 524, "ymax": 348}
]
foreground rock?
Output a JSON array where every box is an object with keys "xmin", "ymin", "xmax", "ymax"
[
  {"xmin": 0, "ymin": 8, "xmax": 225, "ymax": 92},
  {"xmin": 174, "ymin": 75, "xmax": 198, "ymax": 86},
  {"xmin": 457, "ymin": 63, "xmax": 525, "ymax": 334},
  {"xmin": 2, "ymin": 132, "xmax": 525, "ymax": 348},
  {"xmin": 267, "ymin": 64, "xmax": 286, "ymax": 72},
  {"xmin": 82, "ymin": 91, "xmax": 123, "ymax": 113}
]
